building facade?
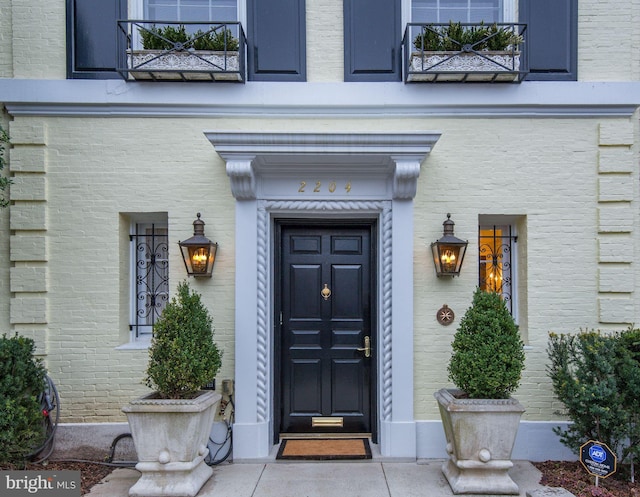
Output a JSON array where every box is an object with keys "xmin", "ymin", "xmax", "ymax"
[{"xmin": 1, "ymin": 0, "xmax": 639, "ymax": 461}]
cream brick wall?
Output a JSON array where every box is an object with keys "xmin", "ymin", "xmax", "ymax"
[
  {"xmin": 578, "ymin": 0, "xmax": 640, "ymax": 80},
  {"xmin": 6, "ymin": 112, "xmax": 635, "ymax": 425},
  {"xmin": 0, "ymin": 0, "xmax": 13, "ymax": 78},
  {"xmin": 412, "ymin": 117, "xmax": 631, "ymax": 421},
  {"xmin": 11, "ymin": 0, "xmax": 66, "ymax": 79},
  {"xmin": 307, "ymin": 0, "xmax": 343, "ymax": 82},
  {"xmin": 4, "ymin": 0, "xmax": 640, "ymax": 81},
  {"xmin": 13, "ymin": 116, "xmax": 237, "ymax": 421},
  {"xmin": 8, "ymin": 118, "xmax": 49, "ymax": 355}
]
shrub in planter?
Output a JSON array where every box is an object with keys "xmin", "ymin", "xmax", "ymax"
[
  {"xmin": 145, "ymin": 281, "xmax": 222, "ymax": 399},
  {"xmin": 124, "ymin": 281, "xmax": 223, "ymax": 497},
  {"xmin": 448, "ymin": 288, "xmax": 525, "ymax": 399},
  {"xmin": 435, "ymin": 289, "xmax": 526, "ymax": 494},
  {"xmin": 0, "ymin": 334, "xmax": 47, "ymax": 464}
]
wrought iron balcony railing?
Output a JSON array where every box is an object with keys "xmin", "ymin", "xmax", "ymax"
[
  {"xmin": 403, "ymin": 22, "xmax": 527, "ymax": 83},
  {"xmin": 117, "ymin": 20, "xmax": 246, "ymax": 82}
]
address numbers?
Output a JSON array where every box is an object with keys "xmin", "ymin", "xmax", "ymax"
[{"xmin": 298, "ymin": 181, "xmax": 352, "ymax": 193}]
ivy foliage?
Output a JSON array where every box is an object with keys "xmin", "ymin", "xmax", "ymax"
[
  {"xmin": 448, "ymin": 288, "xmax": 525, "ymax": 399},
  {"xmin": 145, "ymin": 281, "xmax": 222, "ymax": 399},
  {"xmin": 547, "ymin": 328, "xmax": 640, "ymax": 464},
  {"xmin": 0, "ymin": 334, "xmax": 47, "ymax": 464},
  {"xmin": 140, "ymin": 24, "xmax": 239, "ymax": 51},
  {"xmin": 0, "ymin": 124, "xmax": 10, "ymax": 208}
]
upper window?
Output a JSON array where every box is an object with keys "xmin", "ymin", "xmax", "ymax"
[
  {"xmin": 412, "ymin": 0, "xmax": 506, "ymax": 23},
  {"xmin": 144, "ymin": 0, "xmax": 237, "ymax": 24}
]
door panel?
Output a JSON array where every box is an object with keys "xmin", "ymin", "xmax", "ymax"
[
  {"xmin": 279, "ymin": 223, "xmax": 374, "ymax": 434},
  {"xmin": 290, "ymin": 265, "xmax": 322, "ymax": 318}
]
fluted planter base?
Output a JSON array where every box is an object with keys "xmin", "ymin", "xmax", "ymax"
[
  {"xmin": 122, "ymin": 390, "xmax": 221, "ymax": 497},
  {"xmin": 435, "ymin": 388, "xmax": 525, "ymax": 495}
]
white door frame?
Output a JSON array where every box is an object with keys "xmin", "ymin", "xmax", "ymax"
[{"xmin": 205, "ymin": 132, "xmax": 441, "ymax": 459}]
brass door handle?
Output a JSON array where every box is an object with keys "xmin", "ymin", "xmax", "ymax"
[{"xmin": 356, "ymin": 336, "xmax": 371, "ymax": 358}]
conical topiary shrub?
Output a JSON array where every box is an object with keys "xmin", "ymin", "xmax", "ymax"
[
  {"xmin": 124, "ymin": 281, "xmax": 223, "ymax": 497},
  {"xmin": 145, "ymin": 281, "xmax": 222, "ymax": 399},
  {"xmin": 448, "ymin": 288, "xmax": 525, "ymax": 399},
  {"xmin": 436, "ymin": 289, "xmax": 527, "ymax": 494}
]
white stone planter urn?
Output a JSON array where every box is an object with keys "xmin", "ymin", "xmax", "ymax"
[
  {"xmin": 434, "ymin": 388, "xmax": 525, "ymax": 495},
  {"xmin": 122, "ymin": 390, "xmax": 222, "ymax": 497}
]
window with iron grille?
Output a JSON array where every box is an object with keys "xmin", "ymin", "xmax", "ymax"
[
  {"xmin": 130, "ymin": 222, "xmax": 169, "ymax": 339},
  {"xmin": 478, "ymin": 224, "xmax": 517, "ymax": 316}
]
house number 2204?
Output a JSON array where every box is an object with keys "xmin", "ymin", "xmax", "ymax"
[{"xmin": 298, "ymin": 181, "xmax": 352, "ymax": 193}]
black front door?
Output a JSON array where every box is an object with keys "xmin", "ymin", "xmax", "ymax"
[{"xmin": 277, "ymin": 222, "xmax": 375, "ymax": 435}]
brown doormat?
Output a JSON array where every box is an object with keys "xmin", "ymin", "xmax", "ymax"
[{"xmin": 276, "ymin": 438, "xmax": 372, "ymax": 460}]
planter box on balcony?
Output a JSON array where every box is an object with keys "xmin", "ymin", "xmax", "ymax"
[
  {"xmin": 408, "ymin": 51, "xmax": 521, "ymax": 82},
  {"xmin": 127, "ymin": 49, "xmax": 241, "ymax": 81}
]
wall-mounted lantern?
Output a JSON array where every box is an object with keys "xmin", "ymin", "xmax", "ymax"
[
  {"xmin": 431, "ymin": 213, "xmax": 468, "ymax": 277},
  {"xmin": 178, "ymin": 213, "xmax": 218, "ymax": 278}
]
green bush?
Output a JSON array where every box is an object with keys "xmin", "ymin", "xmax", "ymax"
[
  {"xmin": 448, "ymin": 288, "xmax": 525, "ymax": 399},
  {"xmin": 140, "ymin": 24, "xmax": 239, "ymax": 51},
  {"xmin": 0, "ymin": 334, "xmax": 47, "ymax": 464},
  {"xmin": 145, "ymin": 281, "xmax": 222, "ymax": 399},
  {"xmin": 547, "ymin": 329, "xmax": 640, "ymax": 464}
]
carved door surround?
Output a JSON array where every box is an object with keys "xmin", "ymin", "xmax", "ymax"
[{"xmin": 206, "ymin": 132, "xmax": 441, "ymax": 460}]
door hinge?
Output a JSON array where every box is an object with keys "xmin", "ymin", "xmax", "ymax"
[{"xmin": 279, "ymin": 311, "xmax": 283, "ymax": 326}]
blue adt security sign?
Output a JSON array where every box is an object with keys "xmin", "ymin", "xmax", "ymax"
[{"xmin": 580, "ymin": 440, "xmax": 616, "ymax": 479}]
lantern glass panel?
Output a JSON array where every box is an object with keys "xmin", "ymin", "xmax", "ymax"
[{"xmin": 189, "ymin": 246, "xmax": 209, "ymax": 274}]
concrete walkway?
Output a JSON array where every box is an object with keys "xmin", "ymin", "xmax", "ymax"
[{"xmin": 86, "ymin": 459, "xmax": 556, "ymax": 497}]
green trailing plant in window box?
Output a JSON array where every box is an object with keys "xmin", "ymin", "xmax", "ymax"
[
  {"xmin": 139, "ymin": 24, "xmax": 239, "ymax": 52},
  {"xmin": 129, "ymin": 23, "xmax": 242, "ymax": 81},
  {"xmin": 413, "ymin": 21, "xmax": 523, "ymax": 52}
]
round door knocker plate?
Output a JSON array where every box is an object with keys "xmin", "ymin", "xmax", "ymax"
[
  {"xmin": 437, "ymin": 304, "xmax": 455, "ymax": 326},
  {"xmin": 321, "ymin": 284, "xmax": 331, "ymax": 301}
]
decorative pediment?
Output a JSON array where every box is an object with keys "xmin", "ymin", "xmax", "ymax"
[{"xmin": 205, "ymin": 132, "xmax": 441, "ymax": 200}]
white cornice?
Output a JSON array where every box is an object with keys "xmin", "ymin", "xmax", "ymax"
[
  {"xmin": 1, "ymin": 80, "xmax": 639, "ymax": 118},
  {"xmin": 206, "ymin": 132, "xmax": 441, "ymax": 200}
]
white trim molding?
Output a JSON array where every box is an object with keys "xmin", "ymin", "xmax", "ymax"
[
  {"xmin": 2, "ymin": 80, "xmax": 639, "ymax": 118},
  {"xmin": 206, "ymin": 132, "xmax": 440, "ymax": 459}
]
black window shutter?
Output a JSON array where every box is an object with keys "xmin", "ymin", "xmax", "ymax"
[
  {"xmin": 519, "ymin": 0, "xmax": 577, "ymax": 81},
  {"xmin": 344, "ymin": 0, "xmax": 401, "ymax": 82},
  {"xmin": 247, "ymin": 0, "xmax": 306, "ymax": 81},
  {"xmin": 67, "ymin": 0, "xmax": 126, "ymax": 79}
]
